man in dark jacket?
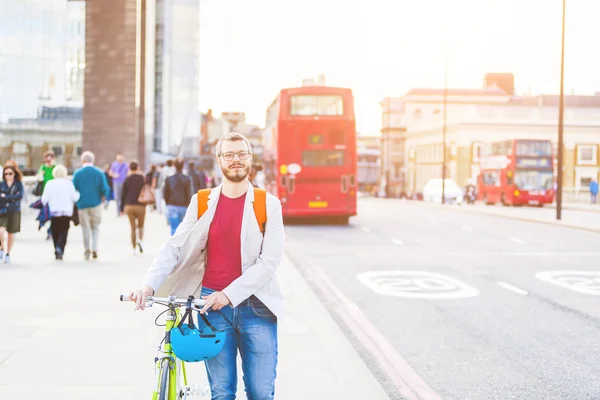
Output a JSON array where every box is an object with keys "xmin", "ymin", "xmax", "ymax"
[
  {"xmin": 163, "ymin": 158, "xmax": 192, "ymax": 235},
  {"xmin": 188, "ymin": 161, "xmax": 207, "ymax": 192}
]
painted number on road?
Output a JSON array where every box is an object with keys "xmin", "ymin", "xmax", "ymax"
[
  {"xmin": 356, "ymin": 271, "xmax": 479, "ymax": 299},
  {"xmin": 536, "ymin": 271, "xmax": 600, "ymax": 295}
]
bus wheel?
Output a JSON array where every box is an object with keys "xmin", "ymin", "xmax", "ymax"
[
  {"xmin": 484, "ymin": 194, "xmax": 491, "ymax": 205},
  {"xmin": 501, "ymin": 193, "xmax": 509, "ymax": 206}
]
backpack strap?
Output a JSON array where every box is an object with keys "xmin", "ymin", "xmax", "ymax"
[
  {"xmin": 196, "ymin": 187, "xmax": 267, "ymax": 234},
  {"xmin": 253, "ymin": 188, "xmax": 267, "ymax": 234},
  {"xmin": 196, "ymin": 189, "xmax": 211, "ymax": 219}
]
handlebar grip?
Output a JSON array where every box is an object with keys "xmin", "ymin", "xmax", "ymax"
[{"xmin": 120, "ymin": 294, "xmax": 133, "ymax": 302}]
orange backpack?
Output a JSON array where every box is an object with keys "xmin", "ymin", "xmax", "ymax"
[{"xmin": 196, "ymin": 188, "xmax": 267, "ymax": 233}]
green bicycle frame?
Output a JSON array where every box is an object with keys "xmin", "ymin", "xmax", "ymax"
[{"xmin": 152, "ymin": 307, "xmax": 189, "ymax": 400}]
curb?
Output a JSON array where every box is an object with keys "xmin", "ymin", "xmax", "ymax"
[{"xmin": 396, "ymin": 200, "xmax": 600, "ymax": 234}]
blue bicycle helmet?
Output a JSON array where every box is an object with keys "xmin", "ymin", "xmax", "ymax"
[{"xmin": 170, "ymin": 297, "xmax": 226, "ymax": 363}]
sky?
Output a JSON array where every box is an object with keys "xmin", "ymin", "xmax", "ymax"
[{"xmin": 198, "ymin": 0, "xmax": 600, "ymax": 135}]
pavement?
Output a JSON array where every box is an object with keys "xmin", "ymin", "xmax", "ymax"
[
  {"xmin": 0, "ymin": 205, "xmax": 390, "ymax": 400},
  {"xmin": 285, "ymin": 197, "xmax": 600, "ymax": 399}
]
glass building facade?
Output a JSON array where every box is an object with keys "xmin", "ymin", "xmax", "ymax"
[
  {"xmin": 152, "ymin": 0, "xmax": 200, "ymax": 157},
  {"xmin": 0, "ymin": 0, "xmax": 84, "ymax": 122}
]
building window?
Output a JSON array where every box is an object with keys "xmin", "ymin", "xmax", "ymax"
[
  {"xmin": 472, "ymin": 142, "xmax": 482, "ymax": 162},
  {"xmin": 580, "ymin": 177, "xmax": 592, "ymax": 188},
  {"xmin": 577, "ymin": 145, "xmax": 597, "ymax": 165}
]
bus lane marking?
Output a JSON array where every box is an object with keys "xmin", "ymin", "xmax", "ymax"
[
  {"xmin": 536, "ymin": 271, "xmax": 600, "ymax": 296},
  {"xmin": 357, "ymin": 271, "xmax": 479, "ymax": 299}
]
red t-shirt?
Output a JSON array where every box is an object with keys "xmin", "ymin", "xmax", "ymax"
[{"xmin": 202, "ymin": 192, "xmax": 247, "ymax": 291}]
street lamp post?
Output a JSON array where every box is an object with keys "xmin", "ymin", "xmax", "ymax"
[
  {"xmin": 556, "ymin": 0, "xmax": 566, "ymax": 220},
  {"xmin": 441, "ymin": 50, "xmax": 448, "ymax": 204}
]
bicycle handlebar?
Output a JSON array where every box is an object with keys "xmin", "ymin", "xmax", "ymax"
[{"xmin": 119, "ymin": 294, "xmax": 207, "ymax": 307}]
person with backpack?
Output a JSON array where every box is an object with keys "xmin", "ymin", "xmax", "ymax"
[
  {"xmin": 120, "ymin": 160, "xmax": 147, "ymax": 254},
  {"xmin": 163, "ymin": 158, "xmax": 192, "ymax": 235},
  {"xmin": 129, "ymin": 132, "xmax": 284, "ymax": 400}
]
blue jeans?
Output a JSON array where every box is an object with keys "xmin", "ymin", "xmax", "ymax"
[
  {"xmin": 166, "ymin": 205, "xmax": 187, "ymax": 235},
  {"xmin": 200, "ymin": 287, "xmax": 278, "ymax": 400}
]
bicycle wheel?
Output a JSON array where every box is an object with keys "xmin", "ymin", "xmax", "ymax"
[{"xmin": 157, "ymin": 358, "xmax": 172, "ymax": 400}]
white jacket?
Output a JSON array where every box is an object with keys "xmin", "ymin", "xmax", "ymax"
[
  {"xmin": 142, "ymin": 182, "xmax": 285, "ymax": 318},
  {"xmin": 41, "ymin": 178, "xmax": 80, "ymax": 216}
]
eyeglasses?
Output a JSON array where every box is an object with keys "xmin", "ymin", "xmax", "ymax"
[{"xmin": 220, "ymin": 151, "xmax": 251, "ymax": 161}]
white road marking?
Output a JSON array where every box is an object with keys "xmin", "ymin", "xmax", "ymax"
[
  {"xmin": 357, "ymin": 271, "xmax": 479, "ymax": 299},
  {"xmin": 509, "ymin": 238, "xmax": 526, "ymax": 244},
  {"xmin": 461, "ymin": 226, "xmax": 473, "ymax": 232},
  {"xmin": 392, "ymin": 239, "xmax": 403, "ymax": 245},
  {"xmin": 360, "ymin": 226, "xmax": 371, "ymax": 233},
  {"xmin": 497, "ymin": 281, "xmax": 529, "ymax": 296},
  {"xmin": 448, "ymin": 252, "xmax": 600, "ymax": 257},
  {"xmin": 536, "ymin": 271, "xmax": 600, "ymax": 296}
]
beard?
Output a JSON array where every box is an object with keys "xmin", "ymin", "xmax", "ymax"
[{"xmin": 221, "ymin": 163, "xmax": 250, "ymax": 183}]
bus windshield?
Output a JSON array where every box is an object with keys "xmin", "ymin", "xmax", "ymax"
[
  {"xmin": 290, "ymin": 95, "xmax": 344, "ymax": 116},
  {"xmin": 514, "ymin": 170, "xmax": 553, "ymax": 191}
]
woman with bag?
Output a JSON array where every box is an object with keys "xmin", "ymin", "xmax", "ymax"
[
  {"xmin": 120, "ymin": 161, "xmax": 153, "ymax": 254},
  {"xmin": 40, "ymin": 165, "xmax": 80, "ymax": 260},
  {"xmin": 0, "ymin": 166, "xmax": 25, "ymax": 263}
]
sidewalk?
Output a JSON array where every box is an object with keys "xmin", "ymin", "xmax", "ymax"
[
  {"xmin": 0, "ymin": 205, "xmax": 390, "ymax": 400},
  {"xmin": 408, "ymin": 200, "xmax": 600, "ymax": 233}
]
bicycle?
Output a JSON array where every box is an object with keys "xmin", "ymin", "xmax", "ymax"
[{"xmin": 120, "ymin": 294, "xmax": 213, "ymax": 400}]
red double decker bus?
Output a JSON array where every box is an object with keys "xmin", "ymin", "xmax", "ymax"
[
  {"xmin": 477, "ymin": 139, "xmax": 554, "ymax": 206},
  {"xmin": 263, "ymin": 86, "xmax": 357, "ymax": 224}
]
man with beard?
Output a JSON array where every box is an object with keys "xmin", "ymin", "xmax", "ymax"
[{"xmin": 130, "ymin": 132, "xmax": 284, "ymax": 400}]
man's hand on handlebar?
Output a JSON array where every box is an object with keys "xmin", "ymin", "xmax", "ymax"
[{"xmin": 130, "ymin": 286, "xmax": 154, "ymax": 310}]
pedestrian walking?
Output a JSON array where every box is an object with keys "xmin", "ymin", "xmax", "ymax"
[
  {"xmin": 37, "ymin": 150, "xmax": 56, "ymax": 239},
  {"xmin": 103, "ymin": 163, "xmax": 114, "ymax": 210},
  {"xmin": 130, "ymin": 132, "xmax": 285, "ymax": 400},
  {"xmin": 154, "ymin": 164, "xmax": 165, "ymax": 214},
  {"xmin": 73, "ymin": 151, "xmax": 110, "ymax": 261},
  {"xmin": 188, "ymin": 161, "xmax": 207, "ymax": 192},
  {"xmin": 145, "ymin": 164, "xmax": 159, "ymax": 211},
  {"xmin": 590, "ymin": 179, "xmax": 598, "ymax": 204},
  {"xmin": 110, "ymin": 153, "xmax": 129, "ymax": 216},
  {"xmin": 0, "ymin": 166, "xmax": 25, "ymax": 263},
  {"xmin": 121, "ymin": 161, "xmax": 146, "ymax": 254},
  {"xmin": 163, "ymin": 158, "xmax": 192, "ymax": 235},
  {"xmin": 159, "ymin": 160, "xmax": 175, "ymax": 221},
  {"xmin": 40, "ymin": 165, "xmax": 80, "ymax": 260}
]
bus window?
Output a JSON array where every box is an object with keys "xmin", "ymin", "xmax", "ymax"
[{"xmin": 302, "ymin": 150, "xmax": 344, "ymax": 167}]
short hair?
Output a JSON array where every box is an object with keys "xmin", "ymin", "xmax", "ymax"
[
  {"xmin": 174, "ymin": 158, "xmax": 185, "ymax": 172},
  {"xmin": 188, "ymin": 161, "xmax": 195, "ymax": 170},
  {"xmin": 129, "ymin": 160, "xmax": 139, "ymax": 171},
  {"xmin": 43, "ymin": 150, "xmax": 55, "ymax": 159},
  {"xmin": 52, "ymin": 164, "xmax": 68, "ymax": 179},
  {"xmin": 166, "ymin": 159, "xmax": 174, "ymax": 167},
  {"xmin": 81, "ymin": 151, "xmax": 95, "ymax": 164},
  {"xmin": 216, "ymin": 132, "xmax": 252, "ymax": 157}
]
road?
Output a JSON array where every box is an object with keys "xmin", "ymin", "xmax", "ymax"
[{"xmin": 285, "ymin": 197, "xmax": 600, "ymax": 400}]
